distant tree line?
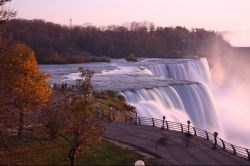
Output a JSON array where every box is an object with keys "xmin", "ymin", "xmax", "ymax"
[{"xmin": 6, "ymin": 19, "xmax": 231, "ymax": 65}]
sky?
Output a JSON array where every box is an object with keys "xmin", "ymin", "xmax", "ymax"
[{"xmin": 9, "ymin": 0, "xmax": 250, "ymax": 46}]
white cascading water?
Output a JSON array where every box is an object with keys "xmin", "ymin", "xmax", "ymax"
[
  {"xmin": 146, "ymin": 58, "xmax": 211, "ymax": 84},
  {"xmin": 121, "ymin": 58, "xmax": 218, "ymax": 131}
]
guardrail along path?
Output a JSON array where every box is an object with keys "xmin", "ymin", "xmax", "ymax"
[{"xmin": 104, "ymin": 121, "xmax": 250, "ymax": 165}]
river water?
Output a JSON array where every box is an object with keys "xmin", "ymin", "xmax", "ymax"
[{"xmin": 40, "ymin": 58, "xmax": 250, "ymax": 148}]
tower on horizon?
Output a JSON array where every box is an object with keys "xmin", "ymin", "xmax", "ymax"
[{"xmin": 69, "ymin": 18, "xmax": 72, "ymax": 30}]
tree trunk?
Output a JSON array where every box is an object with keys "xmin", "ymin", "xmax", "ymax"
[
  {"xmin": 70, "ymin": 156, "xmax": 75, "ymax": 166},
  {"xmin": 49, "ymin": 127, "xmax": 57, "ymax": 140},
  {"xmin": 68, "ymin": 145, "xmax": 77, "ymax": 166},
  {"xmin": 18, "ymin": 111, "xmax": 24, "ymax": 138},
  {"xmin": 68, "ymin": 142, "xmax": 81, "ymax": 166}
]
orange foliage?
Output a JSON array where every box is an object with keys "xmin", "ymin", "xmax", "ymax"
[
  {"xmin": 0, "ymin": 43, "xmax": 51, "ymax": 137},
  {"xmin": 1, "ymin": 43, "xmax": 51, "ymax": 111}
]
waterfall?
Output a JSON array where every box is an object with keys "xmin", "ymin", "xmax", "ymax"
[
  {"xmin": 145, "ymin": 58, "xmax": 211, "ymax": 84},
  {"xmin": 122, "ymin": 58, "xmax": 218, "ymax": 130},
  {"xmin": 121, "ymin": 83, "xmax": 218, "ymax": 130}
]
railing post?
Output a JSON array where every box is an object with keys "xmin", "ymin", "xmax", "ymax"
[
  {"xmin": 220, "ymin": 139, "xmax": 225, "ymax": 150},
  {"xmin": 187, "ymin": 120, "xmax": 191, "ymax": 135},
  {"xmin": 138, "ymin": 117, "xmax": 141, "ymax": 125},
  {"xmin": 180, "ymin": 123, "xmax": 183, "ymax": 132},
  {"xmin": 101, "ymin": 111, "xmax": 105, "ymax": 120},
  {"xmin": 152, "ymin": 118, "xmax": 155, "ymax": 127},
  {"xmin": 193, "ymin": 127, "xmax": 197, "ymax": 136},
  {"xmin": 213, "ymin": 132, "xmax": 218, "ymax": 149},
  {"xmin": 112, "ymin": 112, "xmax": 115, "ymax": 121},
  {"xmin": 161, "ymin": 116, "xmax": 166, "ymax": 130},
  {"xmin": 108, "ymin": 109, "xmax": 112, "ymax": 122},
  {"xmin": 246, "ymin": 149, "xmax": 250, "ymax": 161},
  {"xmin": 231, "ymin": 144, "xmax": 236, "ymax": 155},
  {"xmin": 134, "ymin": 113, "xmax": 138, "ymax": 125},
  {"xmin": 165, "ymin": 121, "xmax": 169, "ymax": 130},
  {"xmin": 205, "ymin": 131, "xmax": 209, "ymax": 140},
  {"xmin": 125, "ymin": 114, "xmax": 128, "ymax": 123}
]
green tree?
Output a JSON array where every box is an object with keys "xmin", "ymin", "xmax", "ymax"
[{"xmin": 0, "ymin": 43, "xmax": 51, "ymax": 138}]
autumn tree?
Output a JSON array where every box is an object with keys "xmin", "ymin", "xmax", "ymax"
[
  {"xmin": 0, "ymin": 43, "xmax": 51, "ymax": 138},
  {"xmin": 0, "ymin": 0, "xmax": 16, "ymax": 48},
  {"xmin": 40, "ymin": 98, "xmax": 66, "ymax": 140},
  {"xmin": 56, "ymin": 69, "xmax": 103, "ymax": 166},
  {"xmin": 0, "ymin": 0, "xmax": 15, "ymax": 22}
]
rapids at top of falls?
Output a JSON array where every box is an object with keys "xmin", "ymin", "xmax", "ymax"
[
  {"xmin": 40, "ymin": 58, "xmax": 211, "ymax": 91},
  {"xmin": 144, "ymin": 58, "xmax": 211, "ymax": 85}
]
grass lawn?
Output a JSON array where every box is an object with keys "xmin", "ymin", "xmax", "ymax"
[{"xmin": 0, "ymin": 135, "xmax": 149, "ymax": 165}]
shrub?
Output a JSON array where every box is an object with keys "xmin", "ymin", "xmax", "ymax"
[
  {"xmin": 125, "ymin": 53, "xmax": 138, "ymax": 62},
  {"xmin": 91, "ymin": 55, "xmax": 111, "ymax": 62}
]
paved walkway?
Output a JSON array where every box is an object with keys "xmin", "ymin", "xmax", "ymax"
[{"xmin": 104, "ymin": 121, "xmax": 250, "ymax": 165}]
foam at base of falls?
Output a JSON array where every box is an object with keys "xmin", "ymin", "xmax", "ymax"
[{"xmin": 121, "ymin": 83, "xmax": 218, "ymax": 131}]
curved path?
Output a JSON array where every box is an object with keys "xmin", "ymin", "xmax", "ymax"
[{"xmin": 104, "ymin": 121, "xmax": 250, "ymax": 165}]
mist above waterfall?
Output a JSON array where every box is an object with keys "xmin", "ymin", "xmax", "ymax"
[
  {"xmin": 212, "ymin": 51, "xmax": 250, "ymax": 148},
  {"xmin": 222, "ymin": 31, "xmax": 250, "ymax": 47}
]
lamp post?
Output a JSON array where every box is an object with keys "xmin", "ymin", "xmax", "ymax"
[
  {"xmin": 109, "ymin": 107, "xmax": 113, "ymax": 121},
  {"xmin": 110, "ymin": 107, "xmax": 115, "ymax": 120}
]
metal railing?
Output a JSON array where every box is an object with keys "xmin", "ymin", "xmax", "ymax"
[{"xmin": 130, "ymin": 116, "xmax": 250, "ymax": 161}]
